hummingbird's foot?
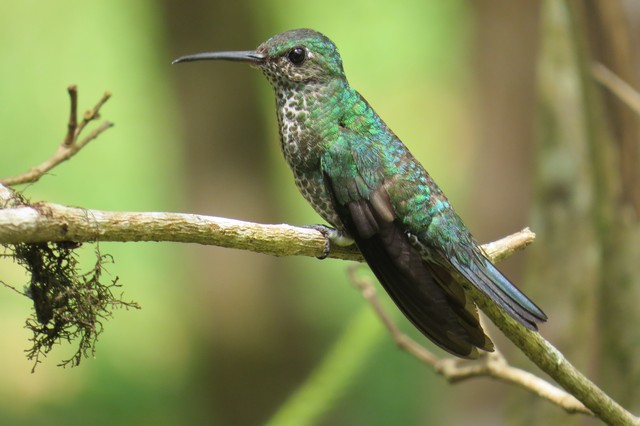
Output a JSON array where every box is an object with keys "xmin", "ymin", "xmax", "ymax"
[{"xmin": 306, "ymin": 224, "xmax": 354, "ymax": 259}]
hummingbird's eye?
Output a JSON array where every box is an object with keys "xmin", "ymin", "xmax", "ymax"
[{"xmin": 287, "ymin": 47, "xmax": 307, "ymax": 65}]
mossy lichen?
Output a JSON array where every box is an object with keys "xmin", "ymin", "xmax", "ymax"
[{"xmin": 3, "ymin": 242, "xmax": 139, "ymax": 372}]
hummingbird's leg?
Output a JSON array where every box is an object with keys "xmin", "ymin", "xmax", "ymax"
[{"xmin": 305, "ymin": 224, "xmax": 355, "ymax": 259}]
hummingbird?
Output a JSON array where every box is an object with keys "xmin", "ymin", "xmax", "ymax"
[{"xmin": 173, "ymin": 28, "xmax": 547, "ymax": 358}]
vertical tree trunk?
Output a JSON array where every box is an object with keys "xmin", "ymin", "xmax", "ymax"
[
  {"xmin": 575, "ymin": 0, "xmax": 640, "ymax": 413},
  {"xmin": 515, "ymin": 0, "xmax": 640, "ymax": 423}
]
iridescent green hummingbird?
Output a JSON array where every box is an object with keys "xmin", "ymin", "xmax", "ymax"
[{"xmin": 173, "ymin": 28, "xmax": 546, "ymax": 358}]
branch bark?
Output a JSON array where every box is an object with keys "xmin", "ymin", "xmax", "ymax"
[
  {"xmin": 0, "ymin": 86, "xmax": 113, "ymax": 186},
  {"xmin": 0, "ymin": 184, "xmax": 530, "ymax": 264}
]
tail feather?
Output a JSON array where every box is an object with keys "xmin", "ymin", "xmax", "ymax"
[{"xmin": 450, "ymin": 254, "xmax": 547, "ymax": 329}]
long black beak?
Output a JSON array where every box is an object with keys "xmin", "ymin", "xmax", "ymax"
[{"xmin": 172, "ymin": 50, "xmax": 266, "ymax": 65}]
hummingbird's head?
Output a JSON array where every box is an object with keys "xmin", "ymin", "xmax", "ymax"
[
  {"xmin": 173, "ymin": 29, "xmax": 346, "ymax": 87},
  {"xmin": 256, "ymin": 29, "xmax": 345, "ymax": 86}
]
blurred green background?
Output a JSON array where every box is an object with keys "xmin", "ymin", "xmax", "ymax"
[{"xmin": 4, "ymin": 1, "xmax": 635, "ymax": 425}]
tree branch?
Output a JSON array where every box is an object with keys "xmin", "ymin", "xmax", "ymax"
[
  {"xmin": 0, "ymin": 185, "xmax": 532, "ymax": 263},
  {"xmin": 466, "ymin": 282, "xmax": 639, "ymax": 424},
  {"xmin": 347, "ymin": 267, "xmax": 591, "ymax": 416},
  {"xmin": 592, "ymin": 62, "xmax": 640, "ymax": 117},
  {"xmin": 0, "ymin": 86, "xmax": 113, "ymax": 186}
]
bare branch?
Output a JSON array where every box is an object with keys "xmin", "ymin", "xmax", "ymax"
[
  {"xmin": 480, "ymin": 229, "xmax": 535, "ymax": 263},
  {"xmin": 75, "ymin": 121, "xmax": 114, "ymax": 150},
  {"xmin": 0, "ymin": 187, "xmax": 534, "ymax": 264},
  {"xmin": 347, "ymin": 267, "xmax": 591, "ymax": 416},
  {"xmin": 75, "ymin": 89, "xmax": 112, "ymax": 139},
  {"xmin": 592, "ymin": 62, "xmax": 640, "ymax": 117},
  {"xmin": 0, "ymin": 87, "xmax": 113, "ymax": 186},
  {"xmin": 64, "ymin": 85, "xmax": 78, "ymax": 146},
  {"xmin": 465, "ymin": 283, "xmax": 640, "ymax": 425}
]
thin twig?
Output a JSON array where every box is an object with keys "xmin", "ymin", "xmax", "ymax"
[
  {"xmin": 0, "ymin": 87, "xmax": 113, "ymax": 186},
  {"xmin": 75, "ymin": 90, "xmax": 112, "ymax": 138},
  {"xmin": 347, "ymin": 267, "xmax": 592, "ymax": 416},
  {"xmin": 64, "ymin": 85, "xmax": 78, "ymax": 146},
  {"xmin": 76, "ymin": 121, "xmax": 114, "ymax": 150},
  {"xmin": 592, "ymin": 62, "xmax": 640, "ymax": 117}
]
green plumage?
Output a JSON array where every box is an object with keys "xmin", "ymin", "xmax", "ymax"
[{"xmin": 174, "ymin": 28, "xmax": 547, "ymax": 358}]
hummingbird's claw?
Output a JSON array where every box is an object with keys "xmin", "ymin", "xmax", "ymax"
[
  {"xmin": 305, "ymin": 224, "xmax": 333, "ymax": 259},
  {"xmin": 305, "ymin": 224, "xmax": 354, "ymax": 259}
]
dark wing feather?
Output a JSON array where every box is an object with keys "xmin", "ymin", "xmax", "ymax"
[{"xmin": 324, "ymin": 167, "xmax": 493, "ymax": 357}]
